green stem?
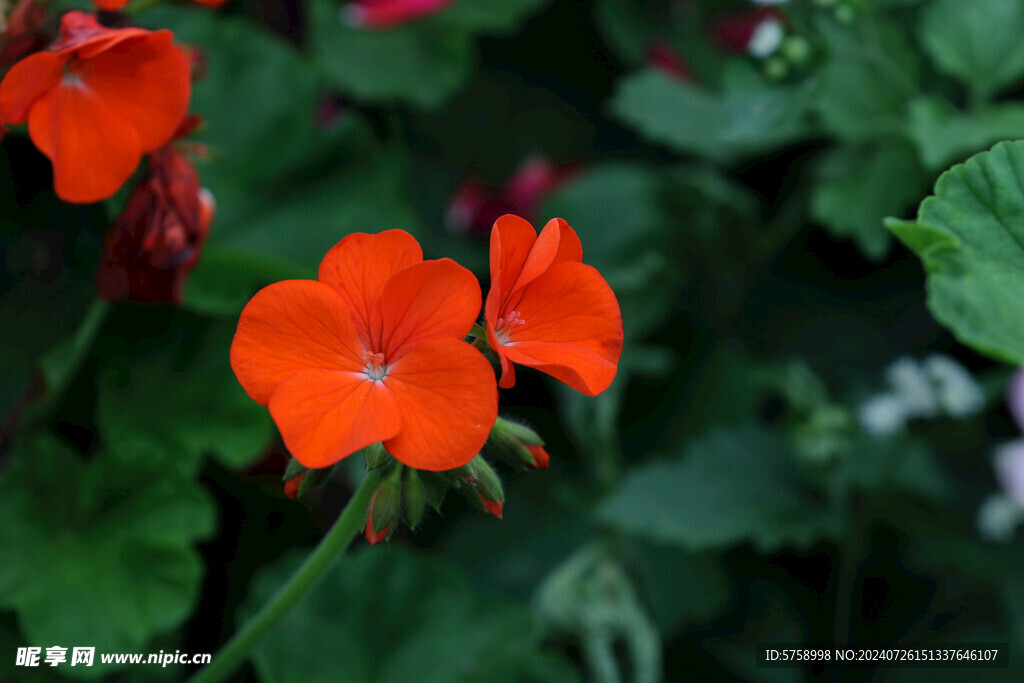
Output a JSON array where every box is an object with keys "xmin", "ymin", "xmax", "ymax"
[{"xmin": 189, "ymin": 470, "xmax": 381, "ymax": 683}]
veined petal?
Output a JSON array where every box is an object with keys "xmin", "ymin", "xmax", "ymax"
[
  {"xmin": 500, "ymin": 262, "xmax": 623, "ymax": 395},
  {"xmin": 509, "ymin": 217, "xmax": 583, "ymax": 294},
  {"xmin": 77, "ymin": 35, "xmax": 191, "ymax": 151},
  {"xmin": 230, "ymin": 280, "xmax": 366, "ymax": 406},
  {"xmin": 28, "ymin": 81, "xmax": 143, "ymax": 204},
  {"xmin": 0, "ymin": 51, "xmax": 63, "ymax": 124},
  {"xmin": 488, "ymin": 214, "xmax": 537, "ymax": 305},
  {"xmin": 54, "ymin": 12, "xmax": 152, "ymax": 58},
  {"xmin": 269, "ymin": 370, "xmax": 401, "ymax": 469},
  {"xmin": 382, "ymin": 339, "xmax": 497, "ymax": 471},
  {"xmin": 318, "ymin": 230, "xmax": 422, "ymax": 347},
  {"xmin": 380, "ymin": 258, "xmax": 482, "ymax": 358}
]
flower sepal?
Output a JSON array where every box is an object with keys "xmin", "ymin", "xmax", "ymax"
[{"xmin": 364, "ymin": 464, "xmax": 403, "ymax": 545}]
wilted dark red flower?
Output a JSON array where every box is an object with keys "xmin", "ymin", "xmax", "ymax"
[
  {"xmin": 0, "ymin": 0, "xmax": 47, "ymax": 67},
  {"xmin": 97, "ymin": 118, "xmax": 212, "ymax": 304}
]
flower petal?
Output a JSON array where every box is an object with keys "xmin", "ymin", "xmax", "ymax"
[
  {"xmin": 380, "ymin": 258, "xmax": 482, "ymax": 358},
  {"xmin": 382, "ymin": 339, "xmax": 497, "ymax": 471},
  {"xmin": 318, "ymin": 230, "xmax": 422, "ymax": 347},
  {"xmin": 27, "ymin": 82, "xmax": 143, "ymax": 203},
  {"xmin": 0, "ymin": 51, "xmax": 63, "ymax": 124},
  {"xmin": 269, "ymin": 370, "xmax": 401, "ymax": 469},
  {"xmin": 509, "ymin": 217, "xmax": 583, "ymax": 293},
  {"xmin": 230, "ymin": 280, "xmax": 366, "ymax": 406},
  {"xmin": 77, "ymin": 34, "xmax": 191, "ymax": 151},
  {"xmin": 500, "ymin": 262, "xmax": 623, "ymax": 395},
  {"xmin": 487, "ymin": 214, "xmax": 536, "ymax": 304}
]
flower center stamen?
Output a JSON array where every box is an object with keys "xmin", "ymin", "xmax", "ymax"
[
  {"xmin": 365, "ymin": 351, "xmax": 387, "ymax": 381},
  {"xmin": 495, "ymin": 310, "xmax": 526, "ymax": 344}
]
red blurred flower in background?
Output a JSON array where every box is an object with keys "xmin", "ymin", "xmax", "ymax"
[
  {"xmin": 447, "ymin": 156, "xmax": 577, "ymax": 236},
  {"xmin": 97, "ymin": 117, "xmax": 212, "ymax": 304},
  {"xmin": 0, "ymin": 0, "xmax": 47, "ymax": 68},
  {"xmin": 230, "ymin": 230, "xmax": 498, "ymax": 472},
  {"xmin": 646, "ymin": 42, "xmax": 694, "ymax": 81},
  {"xmin": 343, "ymin": 0, "xmax": 455, "ymax": 29},
  {"xmin": 709, "ymin": 6, "xmax": 784, "ymax": 56},
  {"xmin": 0, "ymin": 11, "xmax": 191, "ymax": 203},
  {"xmin": 485, "ymin": 215, "xmax": 623, "ymax": 396}
]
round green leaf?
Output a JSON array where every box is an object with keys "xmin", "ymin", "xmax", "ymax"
[{"xmin": 888, "ymin": 140, "xmax": 1024, "ymax": 364}]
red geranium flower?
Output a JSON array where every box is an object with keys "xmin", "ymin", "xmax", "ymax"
[
  {"xmin": 344, "ymin": 0, "xmax": 455, "ymax": 29},
  {"xmin": 0, "ymin": 11, "xmax": 191, "ymax": 203},
  {"xmin": 96, "ymin": 117, "xmax": 213, "ymax": 304},
  {"xmin": 485, "ymin": 215, "xmax": 623, "ymax": 396},
  {"xmin": 230, "ymin": 230, "xmax": 498, "ymax": 471}
]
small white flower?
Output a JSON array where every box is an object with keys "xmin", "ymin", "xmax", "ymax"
[
  {"xmin": 924, "ymin": 354, "xmax": 983, "ymax": 418},
  {"xmin": 858, "ymin": 393, "xmax": 908, "ymax": 437},
  {"xmin": 885, "ymin": 357, "xmax": 939, "ymax": 419},
  {"xmin": 747, "ymin": 19, "xmax": 785, "ymax": 59},
  {"xmin": 977, "ymin": 494, "xmax": 1024, "ymax": 543}
]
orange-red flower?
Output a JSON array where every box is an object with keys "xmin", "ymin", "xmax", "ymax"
[
  {"xmin": 96, "ymin": 117, "xmax": 212, "ymax": 303},
  {"xmin": 485, "ymin": 215, "xmax": 623, "ymax": 396},
  {"xmin": 0, "ymin": 11, "xmax": 191, "ymax": 203},
  {"xmin": 230, "ymin": 230, "xmax": 498, "ymax": 471}
]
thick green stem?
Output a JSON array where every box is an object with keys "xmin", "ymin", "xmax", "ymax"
[{"xmin": 189, "ymin": 470, "xmax": 381, "ymax": 683}]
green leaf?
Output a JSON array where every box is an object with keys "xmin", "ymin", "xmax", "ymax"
[
  {"xmin": 918, "ymin": 0, "xmax": 1024, "ymax": 98},
  {"xmin": 841, "ymin": 434, "xmax": 949, "ymax": 502},
  {"xmin": 310, "ymin": 0, "xmax": 547, "ymax": 110},
  {"xmin": 811, "ymin": 140, "xmax": 928, "ymax": 259},
  {"xmin": 596, "ymin": 427, "xmax": 843, "ymax": 552},
  {"xmin": 0, "ymin": 436, "xmax": 214, "ymax": 679},
  {"xmin": 812, "ymin": 15, "xmax": 918, "ymax": 142},
  {"xmin": 311, "ymin": 0, "xmax": 471, "ymax": 109},
  {"xmin": 887, "ymin": 140, "xmax": 1024, "ymax": 364},
  {"xmin": 906, "ymin": 97, "xmax": 1024, "ymax": 170},
  {"xmin": 245, "ymin": 547, "xmax": 578, "ymax": 683},
  {"xmin": 97, "ymin": 321, "xmax": 273, "ymax": 474},
  {"xmin": 444, "ymin": 0, "xmax": 550, "ymax": 32},
  {"xmin": 609, "ymin": 69, "xmax": 810, "ymax": 162}
]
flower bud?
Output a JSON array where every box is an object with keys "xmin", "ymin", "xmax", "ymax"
[
  {"xmin": 403, "ymin": 467, "xmax": 427, "ymax": 530},
  {"xmin": 465, "ymin": 455, "xmax": 504, "ymax": 519},
  {"xmin": 489, "ymin": 417, "xmax": 549, "ymax": 468},
  {"xmin": 283, "ymin": 473, "xmax": 305, "ymax": 500},
  {"xmin": 297, "ymin": 465, "xmax": 335, "ymax": 498},
  {"xmin": 478, "ymin": 493, "xmax": 503, "ymax": 520},
  {"xmin": 362, "ymin": 442, "xmax": 390, "ymax": 471},
  {"xmin": 364, "ymin": 466, "xmax": 402, "ymax": 545}
]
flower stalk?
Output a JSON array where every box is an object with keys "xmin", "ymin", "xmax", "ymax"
[{"xmin": 189, "ymin": 469, "xmax": 382, "ymax": 683}]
